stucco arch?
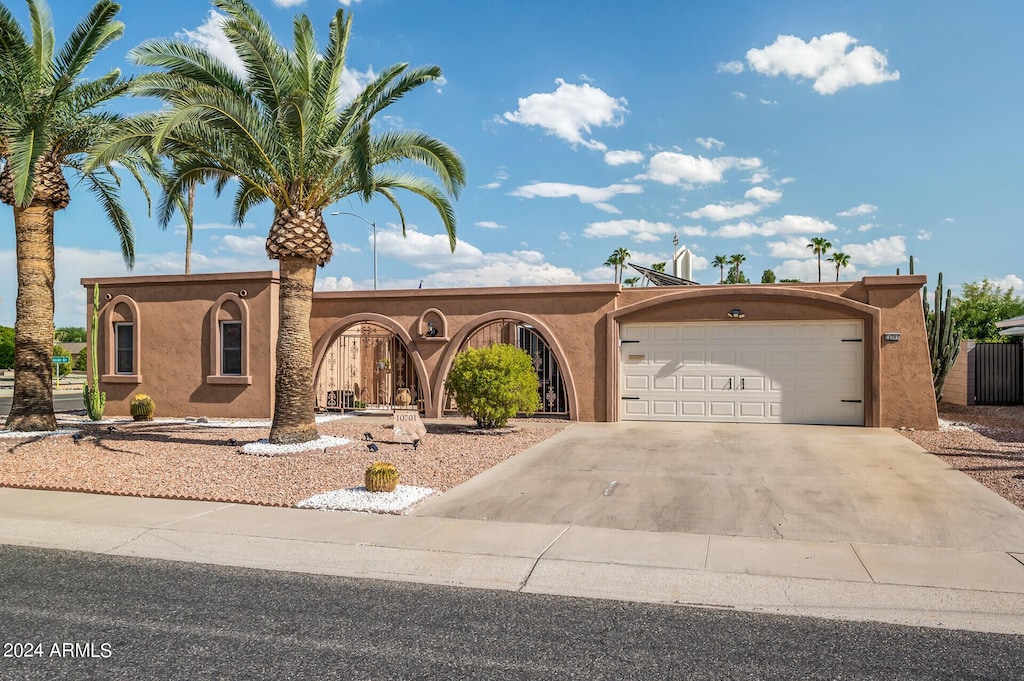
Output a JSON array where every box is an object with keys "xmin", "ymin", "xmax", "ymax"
[
  {"xmin": 605, "ymin": 286, "xmax": 881, "ymax": 426},
  {"xmin": 312, "ymin": 313, "xmax": 431, "ymax": 412},
  {"xmin": 430, "ymin": 310, "xmax": 579, "ymax": 420},
  {"xmin": 207, "ymin": 292, "xmax": 252, "ymax": 384}
]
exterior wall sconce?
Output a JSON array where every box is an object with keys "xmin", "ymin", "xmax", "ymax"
[{"xmin": 728, "ymin": 309, "xmax": 745, "ymax": 319}]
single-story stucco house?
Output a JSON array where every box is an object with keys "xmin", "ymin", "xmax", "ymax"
[{"xmin": 80, "ymin": 264, "xmax": 939, "ymax": 430}]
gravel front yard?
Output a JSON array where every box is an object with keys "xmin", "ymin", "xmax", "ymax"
[
  {"xmin": 0, "ymin": 414, "xmax": 568, "ymax": 508},
  {"xmin": 899, "ymin": 403, "xmax": 1024, "ymax": 511}
]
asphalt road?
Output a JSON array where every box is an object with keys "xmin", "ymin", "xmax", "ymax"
[
  {"xmin": 2, "ymin": 546, "xmax": 1022, "ymax": 680},
  {"xmin": 0, "ymin": 392, "xmax": 83, "ymax": 417}
]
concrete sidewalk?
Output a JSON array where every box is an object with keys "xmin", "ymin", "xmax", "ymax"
[{"xmin": 2, "ymin": 486, "xmax": 1023, "ymax": 635}]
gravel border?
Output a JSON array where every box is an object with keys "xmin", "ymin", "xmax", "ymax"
[
  {"xmin": 0, "ymin": 415, "xmax": 569, "ymax": 508},
  {"xmin": 297, "ymin": 485, "xmax": 436, "ymax": 514}
]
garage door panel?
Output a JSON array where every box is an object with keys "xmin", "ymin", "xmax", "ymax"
[
  {"xmin": 680, "ymin": 375, "xmax": 706, "ymax": 391},
  {"xmin": 709, "ymin": 401, "xmax": 736, "ymax": 417},
  {"xmin": 624, "ymin": 374, "xmax": 650, "ymax": 390},
  {"xmin": 652, "ymin": 401, "xmax": 678, "ymax": 415},
  {"xmin": 620, "ymin": 320, "xmax": 864, "ymax": 425},
  {"xmin": 653, "ymin": 376, "xmax": 676, "ymax": 390}
]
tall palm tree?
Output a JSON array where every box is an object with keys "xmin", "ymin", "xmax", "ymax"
[
  {"xmin": 729, "ymin": 253, "xmax": 746, "ymax": 282},
  {"xmin": 113, "ymin": 0, "xmax": 465, "ymax": 444},
  {"xmin": 0, "ymin": 0, "xmax": 144, "ymax": 432},
  {"xmin": 807, "ymin": 237, "xmax": 832, "ymax": 282},
  {"xmin": 604, "ymin": 247, "xmax": 630, "ymax": 284},
  {"xmin": 712, "ymin": 255, "xmax": 729, "ymax": 284},
  {"xmin": 828, "ymin": 251, "xmax": 851, "ymax": 281}
]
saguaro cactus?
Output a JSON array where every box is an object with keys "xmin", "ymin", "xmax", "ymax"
[
  {"xmin": 83, "ymin": 284, "xmax": 106, "ymax": 420},
  {"xmin": 924, "ymin": 272, "xmax": 962, "ymax": 402}
]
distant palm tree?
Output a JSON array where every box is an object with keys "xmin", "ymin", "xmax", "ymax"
[
  {"xmin": 712, "ymin": 255, "xmax": 729, "ymax": 284},
  {"xmin": 623, "ymin": 276, "xmax": 640, "ymax": 287},
  {"xmin": 0, "ymin": 0, "xmax": 147, "ymax": 432},
  {"xmin": 114, "ymin": 1, "xmax": 465, "ymax": 444},
  {"xmin": 828, "ymin": 251, "xmax": 851, "ymax": 281},
  {"xmin": 604, "ymin": 247, "xmax": 631, "ymax": 284},
  {"xmin": 650, "ymin": 262, "xmax": 666, "ymax": 273},
  {"xmin": 729, "ymin": 253, "xmax": 746, "ymax": 280},
  {"xmin": 807, "ymin": 237, "xmax": 833, "ymax": 282}
]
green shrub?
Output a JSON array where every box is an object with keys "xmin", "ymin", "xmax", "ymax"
[
  {"xmin": 74, "ymin": 347, "xmax": 88, "ymax": 371},
  {"xmin": 52, "ymin": 344, "xmax": 72, "ymax": 377},
  {"xmin": 445, "ymin": 344, "xmax": 540, "ymax": 429},
  {"xmin": 0, "ymin": 327, "xmax": 13, "ymax": 369}
]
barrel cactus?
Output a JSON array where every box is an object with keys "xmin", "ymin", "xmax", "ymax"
[
  {"xmin": 130, "ymin": 394, "xmax": 156, "ymax": 421},
  {"xmin": 365, "ymin": 461, "xmax": 399, "ymax": 493}
]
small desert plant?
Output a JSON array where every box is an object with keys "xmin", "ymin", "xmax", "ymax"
[
  {"xmin": 445, "ymin": 344, "xmax": 540, "ymax": 429},
  {"xmin": 365, "ymin": 461, "xmax": 399, "ymax": 493},
  {"xmin": 130, "ymin": 394, "xmax": 156, "ymax": 421}
]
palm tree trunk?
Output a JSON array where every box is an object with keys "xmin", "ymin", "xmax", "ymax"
[
  {"xmin": 818, "ymin": 255, "xmax": 822, "ymax": 282},
  {"xmin": 6, "ymin": 205, "xmax": 56, "ymax": 431},
  {"xmin": 268, "ymin": 256, "xmax": 319, "ymax": 444}
]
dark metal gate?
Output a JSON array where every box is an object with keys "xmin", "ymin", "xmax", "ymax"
[{"xmin": 975, "ymin": 342, "xmax": 1024, "ymax": 405}]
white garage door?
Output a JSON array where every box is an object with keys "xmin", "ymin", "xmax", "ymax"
[{"xmin": 619, "ymin": 320, "xmax": 864, "ymax": 425}]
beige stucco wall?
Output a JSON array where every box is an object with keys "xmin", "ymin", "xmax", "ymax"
[
  {"xmin": 82, "ymin": 272, "xmax": 278, "ymax": 418},
  {"xmin": 82, "ymin": 273, "xmax": 939, "ymax": 430}
]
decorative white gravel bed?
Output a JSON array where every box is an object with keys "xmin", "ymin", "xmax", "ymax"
[
  {"xmin": 240, "ymin": 435, "xmax": 351, "ymax": 456},
  {"xmin": 0, "ymin": 428, "xmax": 80, "ymax": 439},
  {"xmin": 192, "ymin": 414, "xmax": 352, "ymax": 429},
  {"xmin": 297, "ymin": 485, "xmax": 436, "ymax": 514}
]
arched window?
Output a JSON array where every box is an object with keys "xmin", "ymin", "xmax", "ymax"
[
  {"xmin": 101, "ymin": 295, "xmax": 142, "ymax": 384},
  {"xmin": 207, "ymin": 293, "xmax": 251, "ymax": 385}
]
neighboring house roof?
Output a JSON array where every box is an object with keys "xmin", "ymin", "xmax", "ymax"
[
  {"xmin": 628, "ymin": 263, "xmax": 699, "ymax": 286},
  {"xmin": 996, "ymin": 314, "xmax": 1024, "ymax": 336}
]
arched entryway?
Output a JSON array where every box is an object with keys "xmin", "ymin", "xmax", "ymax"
[
  {"xmin": 313, "ymin": 318, "xmax": 426, "ymax": 412},
  {"xmin": 433, "ymin": 312, "xmax": 577, "ymax": 420}
]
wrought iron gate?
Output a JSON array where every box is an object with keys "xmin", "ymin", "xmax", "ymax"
[
  {"xmin": 315, "ymin": 323, "xmax": 419, "ymax": 410},
  {"xmin": 448, "ymin": 320, "xmax": 568, "ymax": 417},
  {"xmin": 975, "ymin": 342, "xmax": 1024, "ymax": 405}
]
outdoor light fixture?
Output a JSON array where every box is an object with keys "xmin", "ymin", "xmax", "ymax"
[
  {"xmin": 330, "ymin": 211, "xmax": 377, "ymax": 290},
  {"xmin": 728, "ymin": 309, "xmax": 745, "ymax": 319}
]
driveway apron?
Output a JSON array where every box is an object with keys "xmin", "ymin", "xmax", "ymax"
[{"xmin": 413, "ymin": 422, "xmax": 1024, "ymax": 552}]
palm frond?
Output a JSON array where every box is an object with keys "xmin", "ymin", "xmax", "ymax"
[
  {"xmin": 81, "ymin": 169, "xmax": 135, "ymax": 268},
  {"xmin": 27, "ymin": 0, "xmax": 54, "ymax": 82},
  {"xmin": 53, "ymin": 0, "xmax": 122, "ymax": 87}
]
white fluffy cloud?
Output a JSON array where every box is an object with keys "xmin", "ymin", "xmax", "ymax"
[
  {"xmin": 475, "ymin": 221, "xmax": 507, "ymax": 229},
  {"xmin": 767, "ymin": 236, "xmax": 817, "ymax": 259},
  {"xmin": 838, "ymin": 203, "xmax": 877, "ymax": 217},
  {"xmin": 389, "ymin": 250, "xmax": 582, "ymax": 289},
  {"xmin": 510, "ymin": 182, "xmax": 642, "ymax": 212},
  {"xmin": 644, "ymin": 152, "xmax": 762, "ymax": 186},
  {"xmin": 774, "ymin": 259, "xmax": 826, "ymax": 282},
  {"xmin": 375, "ymin": 226, "xmax": 483, "ymax": 268},
  {"xmin": 717, "ymin": 60, "xmax": 744, "ymax": 74},
  {"xmin": 746, "ymin": 33, "xmax": 900, "ymax": 95},
  {"xmin": 715, "ymin": 215, "xmax": 837, "ymax": 238},
  {"xmin": 316, "ymin": 276, "xmax": 355, "ymax": 291},
  {"xmin": 272, "ymin": 0, "xmax": 305, "ymax": 6},
  {"xmin": 502, "ymin": 78, "xmax": 628, "ymax": 151},
  {"xmin": 842, "ymin": 236, "xmax": 907, "ymax": 268},
  {"xmin": 582, "ymin": 219, "xmax": 676, "ymax": 240},
  {"xmin": 990, "ymin": 274, "xmax": 1024, "ymax": 293},
  {"xmin": 687, "ymin": 202, "xmax": 761, "ymax": 221},
  {"xmin": 696, "ymin": 137, "xmax": 725, "ymax": 150},
  {"xmin": 604, "ymin": 149, "xmax": 645, "ymax": 166},
  {"xmin": 745, "ymin": 187, "xmax": 782, "ymax": 204}
]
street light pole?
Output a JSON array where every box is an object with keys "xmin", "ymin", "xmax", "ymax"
[{"xmin": 329, "ymin": 211, "xmax": 377, "ymax": 290}]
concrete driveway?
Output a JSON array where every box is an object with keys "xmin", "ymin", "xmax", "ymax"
[{"xmin": 413, "ymin": 422, "xmax": 1024, "ymax": 552}]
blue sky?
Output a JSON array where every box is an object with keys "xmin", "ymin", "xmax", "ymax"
[{"xmin": 1, "ymin": 0, "xmax": 1022, "ymax": 327}]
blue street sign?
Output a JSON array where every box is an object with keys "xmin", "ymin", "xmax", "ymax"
[{"xmin": 52, "ymin": 356, "xmax": 70, "ymax": 364}]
